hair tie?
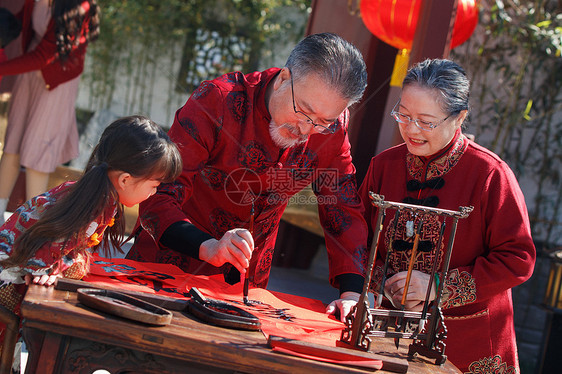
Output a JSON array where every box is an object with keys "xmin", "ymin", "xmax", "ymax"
[{"xmin": 98, "ymin": 162, "xmax": 109, "ymax": 169}]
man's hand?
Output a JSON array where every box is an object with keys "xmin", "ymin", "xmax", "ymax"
[
  {"xmin": 325, "ymin": 291, "xmax": 361, "ymax": 322},
  {"xmin": 25, "ymin": 273, "xmax": 61, "ymax": 286},
  {"xmin": 199, "ymin": 228, "xmax": 254, "ymax": 274}
]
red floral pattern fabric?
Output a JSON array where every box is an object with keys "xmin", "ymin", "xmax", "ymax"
[
  {"xmin": 127, "ymin": 68, "xmax": 368, "ymax": 289},
  {"xmin": 0, "ymin": 182, "xmax": 117, "ymax": 346}
]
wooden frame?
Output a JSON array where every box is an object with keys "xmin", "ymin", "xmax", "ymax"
[{"xmin": 340, "ymin": 193, "xmax": 473, "ymax": 365}]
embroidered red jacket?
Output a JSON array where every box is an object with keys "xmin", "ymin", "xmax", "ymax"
[
  {"xmin": 127, "ymin": 68, "xmax": 369, "ymax": 289},
  {"xmin": 359, "ymin": 130, "xmax": 535, "ymax": 373}
]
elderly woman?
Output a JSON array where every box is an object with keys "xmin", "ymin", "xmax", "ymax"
[{"xmin": 359, "ymin": 59, "xmax": 535, "ymax": 373}]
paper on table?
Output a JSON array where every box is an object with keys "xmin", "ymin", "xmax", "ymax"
[{"xmin": 84, "ymin": 255, "xmax": 345, "ymax": 346}]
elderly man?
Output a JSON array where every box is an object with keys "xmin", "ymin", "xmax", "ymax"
[{"xmin": 126, "ymin": 33, "xmax": 369, "ymax": 319}]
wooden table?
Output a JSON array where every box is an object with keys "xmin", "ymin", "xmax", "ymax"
[{"xmin": 21, "ymin": 285, "xmax": 461, "ymax": 374}]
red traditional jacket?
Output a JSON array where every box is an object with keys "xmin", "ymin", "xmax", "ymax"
[
  {"xmin": 0, "ymin": 0, "xmax": 92, "ymax": 90},
  {"xmin": 359, "ymin": 130, "xmax": 535, "ymax": 373},
  {"xmin": 0, "ymin": 181, "xmax": 117, "ymax": 346},
  {"xmin": 127, "ymin": 68, "xmax": 369, "ymax": 289}
]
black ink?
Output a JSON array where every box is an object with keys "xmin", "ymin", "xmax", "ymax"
[{"xmin": 229, "ymin": 299, "xmax": 296, "ymax": 322}]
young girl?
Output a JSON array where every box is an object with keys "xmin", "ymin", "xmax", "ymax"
[{"xmin": 0, "ymin": 115, "xmax": 182, "ymax": 353}]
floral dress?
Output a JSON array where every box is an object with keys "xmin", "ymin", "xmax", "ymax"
[{"xmin": 0, "ymin": 181, "xmax": 117, "ymax": 351}]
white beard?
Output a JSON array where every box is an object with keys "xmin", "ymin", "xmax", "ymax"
[{"xmin": 269, "ymin": 120, "xmax": 308, "ymax": 149}]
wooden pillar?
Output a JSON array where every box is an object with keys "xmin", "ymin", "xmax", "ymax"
[{"xmin": 410, "ymin": 0, "xmax": 458, "ymax": 63}]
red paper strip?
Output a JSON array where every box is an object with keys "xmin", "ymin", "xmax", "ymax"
[
  {"xmin": 85, "ymin": 255, "xmax": 345, "ymax": 346},
  {"xmin": 271, "ymin": 346, "xmax": 383, "ymax": 370}
]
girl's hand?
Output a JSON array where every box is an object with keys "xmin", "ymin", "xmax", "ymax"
[
  {"xmin": 24, "ymin": 273, "xmax": 61, "ymax": 287},
  {"xmin": 325, "ymin": 291, "xmax": 360, "ymax": 322}
]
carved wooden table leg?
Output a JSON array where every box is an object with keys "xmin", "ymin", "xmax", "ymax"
[{"xmin": 23, "ymin": 327, "xmax": 64, "ymax": 374}]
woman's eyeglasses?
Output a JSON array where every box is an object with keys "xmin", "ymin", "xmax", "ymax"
[
  {"xmin": 289, "ymin": 69, "xmax": 338, "ymax": 134},
  {"xmin": 390, "ymin": 101, "xmax": 451, "ymax": 132}
]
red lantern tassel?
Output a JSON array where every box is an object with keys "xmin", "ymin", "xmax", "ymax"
[{"xmin": 390, "ymin": 48, "xmax": 410, "ymax": 87}]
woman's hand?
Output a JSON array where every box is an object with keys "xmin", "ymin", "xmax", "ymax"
[
  {"xmin": 24, "ymin": 273, "xmax": 61, "ymax": 287},
  {"xmin": 325, "ymin": 291, "xmax": 360, "ymax": 322},
  {"xmin": 384, "ymin": 270, "xmax": 435, "ymax": 311},
  {"xmin": 200, "ymin": 228, "xmax": 254, "ymax": 274}
]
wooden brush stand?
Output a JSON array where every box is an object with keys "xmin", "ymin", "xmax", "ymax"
[{"xmin": 340, "ymin": 193, "xmax": 473, "ymax": 366}]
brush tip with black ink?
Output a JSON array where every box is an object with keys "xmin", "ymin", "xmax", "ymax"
[{"xmin": 243, "ymin": 277, "xmax": 250, "ymax": 305}]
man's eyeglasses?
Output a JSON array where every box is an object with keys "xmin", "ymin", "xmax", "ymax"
[
  {"xmin": 289, "ymin": 69, "xmax": 338, "ymax": 134},
  {"xmin": 390, "ymin": 101, "xmax": 451, "ymax": 132}
]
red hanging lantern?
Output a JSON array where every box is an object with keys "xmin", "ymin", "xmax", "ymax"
[
  {"xmin": 360, "ymin": 0, "xmax": 478, "ymax": 86},
  {"xmin": 451, "ymin": 0, "xmax": 479, "ymax": 49},
  {"xmin": 360, "ymin": 0, "xmax": 479, "ymax": 50}
]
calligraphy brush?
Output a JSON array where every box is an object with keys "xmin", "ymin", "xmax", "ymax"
[
  {"xmin": 243, "ymin": 201, "xmax": 255, "ymax": 305},
  {"xmin": 395, "ymin": 220, "xmax": 422, "ymax": 349}
]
